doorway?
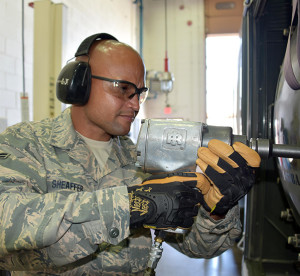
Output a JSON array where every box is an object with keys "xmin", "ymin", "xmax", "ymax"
[{"xmin": 206, "ymin": 34, "xmax": 241, "ymax": 134}]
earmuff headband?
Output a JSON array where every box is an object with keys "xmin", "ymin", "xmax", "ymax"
[{"xmin": 75, "ymin": 33, "xmax": 118, "ymax": 57}]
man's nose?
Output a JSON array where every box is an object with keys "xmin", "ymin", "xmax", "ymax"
[{"xmin": 127, "ymin": 93, "xmax": 140, "ymax": 111}]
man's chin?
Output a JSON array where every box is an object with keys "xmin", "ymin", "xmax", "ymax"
[{"xmin": 110, "ymin": 125, "xmax": 131, "ymax": 137}]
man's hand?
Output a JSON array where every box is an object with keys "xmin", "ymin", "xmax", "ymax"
[
  {"xmin": 195, "ymin": 139, "xmax": 261, "ymax": 216},
  {"xmin": 128, "ymin": 173, "xmax": 202, "ymax": 230}
]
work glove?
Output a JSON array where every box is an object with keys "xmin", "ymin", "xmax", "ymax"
[
  {"xmin": 195, "ymin": 139, "xmax": 261, "ymax": 216},
  {"xmin": 128, "ymin": 173, "xmax": 202, "ymax": 230}
]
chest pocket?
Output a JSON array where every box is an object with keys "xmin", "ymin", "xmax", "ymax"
[{"xmin": 44, "ymin": 149, "xmax": 97, "ymax": 193}]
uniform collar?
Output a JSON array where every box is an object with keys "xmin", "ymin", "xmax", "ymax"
[
  {"xmin": 49, "ymin": 107, "xmax": 78, "ymax": 149},
  {"xmin": 49, "ymin": 107, "xmax": 136, "ymax": 180}
]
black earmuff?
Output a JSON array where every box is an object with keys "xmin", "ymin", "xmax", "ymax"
[{"xmin": 56, "ymin": 33, "xmax": 118, "ymax": 105}]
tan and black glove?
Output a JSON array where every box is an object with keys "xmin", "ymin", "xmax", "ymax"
[
  {"xmin": 195, "ymin": 139, "xmax": 261, "ymax": 216},
  {"xmin": 128, "ymin": 173, "xmax": 202, "ymax": 230}
]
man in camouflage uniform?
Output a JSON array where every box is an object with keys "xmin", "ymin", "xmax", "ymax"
[{"xmin": 0, "ymin": 34, "xmax": 260, "ymax": 275}]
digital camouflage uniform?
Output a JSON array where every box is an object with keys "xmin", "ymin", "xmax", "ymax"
[{"xmin": 0, "ymin": 108, "xmax": 242, "ymax": 275}]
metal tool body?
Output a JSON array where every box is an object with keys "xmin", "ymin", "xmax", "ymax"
[{"xmin": 136, "ymin": 119, "xmax": 300, "ymax": 174}]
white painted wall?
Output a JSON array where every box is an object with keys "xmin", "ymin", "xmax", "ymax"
[
  {"xmin": 51, "ymin": 0, "xmax": 138, "ymax": 65},
  {"xmin": 0, "ymin": 0, "xmax": 138, "ymax": 129},
  {"xmin": 142, "ymin": 0, "xmax": 206, "ymax": 122}
]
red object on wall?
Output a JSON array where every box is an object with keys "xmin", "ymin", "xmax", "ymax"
[
  {"xmin": 164, "ymin": 105, "xmax": 172, "ymax": 114},
  {"xmin": 164, "ymin": 51, "xmax": 169, "ymax": 72},
  {"xmin": 187, "ymin": 20, "xmax": 192, "ymax": 26}
]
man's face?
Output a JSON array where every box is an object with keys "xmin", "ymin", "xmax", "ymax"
[{"xmin": 73, "ymin": 42, "xmax": 146, "ymax": 141}]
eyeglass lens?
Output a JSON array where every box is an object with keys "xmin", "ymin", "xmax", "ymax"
[{"xmin": 107, "ymin": 81, "xmax": 148, "ymax": 104}]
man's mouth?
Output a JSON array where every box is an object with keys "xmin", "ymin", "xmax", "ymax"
[{"xmin": 120, "ymin": 114, "xmax": 135, "ymax": 122}]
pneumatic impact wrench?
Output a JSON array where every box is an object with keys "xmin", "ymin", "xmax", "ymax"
[{"xmin": 135, "ymin": 119, "xmax": 300, "ymax": 275}]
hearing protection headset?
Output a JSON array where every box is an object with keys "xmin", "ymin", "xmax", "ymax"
[{"xmin": 56, "ymin": 33, "xmax": 118, "ymax": 105}]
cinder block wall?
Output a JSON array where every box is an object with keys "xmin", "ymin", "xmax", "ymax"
[
  {"xmin": 0, "ymin": 0, "xmax": 34, "ymax": 129},
  {"xmin": 0, "ymin": 0, "xmax": 138, "ymax": 129}
]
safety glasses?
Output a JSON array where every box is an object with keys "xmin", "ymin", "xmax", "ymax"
[{"xmin": 91, "ymin": 75, "xmax": 148, "ymax": 104}]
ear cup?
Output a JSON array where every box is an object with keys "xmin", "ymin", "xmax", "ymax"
[
  {"xmin": 56, "ymin": 61, "xmax": 91, "ymax": 105},
  {"xmin": 56, "ymin": 33, "xmax": 118, "ymax": 105}
]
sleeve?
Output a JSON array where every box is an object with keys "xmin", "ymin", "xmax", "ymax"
[
  {"xmin": 165, "ymin": 205, "xmax": 242, "ymax": 258},
  {"xmin": 0, "ymin": 145, "xmax": 130, "ymax": 270}
]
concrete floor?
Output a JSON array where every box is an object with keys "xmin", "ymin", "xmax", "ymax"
[{"xmin": 155, "ymin": 242, "xmax": 242, "ymax": 276}]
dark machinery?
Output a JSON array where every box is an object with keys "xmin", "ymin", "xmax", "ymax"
[
  {"xmin": 274, "ymin": 67, "xmax": 300, "ymax": 229},
  {"xmin": 242, "ymin": 0, "xmax": 300, "ymax": 275}
]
